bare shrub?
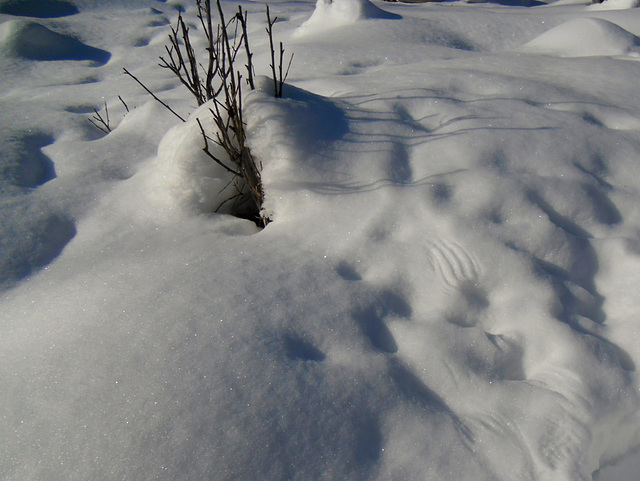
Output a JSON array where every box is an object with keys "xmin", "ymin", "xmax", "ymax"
[{"xmin": 124, "ymin": 0, "xmax": 293, "ymax": 227}]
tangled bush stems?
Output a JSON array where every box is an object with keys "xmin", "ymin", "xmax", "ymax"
[
  {"xmin": 128, "ymin": 0, "xmax": 292, "ymax": 227},
  {"xmin": 155, "ymin": 0, "xmax": 264, "ymax": 224},
  {"xmin": 88, "ymin": 100, "xmax": 111, "ymax": 134},
  {"xmin": 87, "ymin": 96, "xmax": 131, "ymax": 134}
]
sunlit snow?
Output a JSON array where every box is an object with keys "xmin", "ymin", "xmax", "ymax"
[{"xmin": 2, "ymin": 0, "xmax": 640, "ymax": 480}]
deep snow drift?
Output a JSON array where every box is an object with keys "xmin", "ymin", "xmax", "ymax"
[{"xmin": 2, "ymin": 0, "xmax": 640, "ymax": 480}]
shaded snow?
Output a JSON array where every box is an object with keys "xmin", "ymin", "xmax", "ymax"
[
  {"xmin": 0, "ymin": 0, "xmax": 79, "ymax": 18},
  {"xmin": 0, "ymin": 18, "xmax": 110, "ymax": 63}
]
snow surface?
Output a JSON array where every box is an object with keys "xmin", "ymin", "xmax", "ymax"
[
  {"xmin": 518, "ymin": 17, "xmax": 640, "ymax": 57},
  {"xmin": 2, "ymin": 0, "xmax": 640, "ymax": 480}
]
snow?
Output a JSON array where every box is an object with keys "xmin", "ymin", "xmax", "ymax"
[
  {"xmin": 2, "ymin": 0, "xmax": 640, "ymax": 480},
  {"xmin": 591, "ymin": 0, "xmax": 640, "ymax": 10},
  {"xmin": 519, "ymin": 17, "xmax": 640, "ymax": 57},
  {"xmin": 140, "ymin": 101, "xmax": 241, "ymax": 216},
  {"xmin": 0, "ymin": 18, "xmax": 110, "ymax": 62},
  {"xmin": 0, "ymin": 0, "xmax": 79, "ymax": 18},
  {"xmin": 294, "ymin": 0, "xmax": 399, "ymax": 36}
]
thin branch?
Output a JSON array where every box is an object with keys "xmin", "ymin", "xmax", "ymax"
[
  {"xmin": 215, "ymin": 190, "xmax": 245, "ymax": 213},
  {"xmin": 202, "ymin": 0, "xmax": 217, "ymax": 99},
  {"xmin": 284, "ymin": 52, "xmax": 294, "ymax": 83},
  {"xmin": 118, "ymin": 95, "xmax": 130, "ymax": 113},
  {"xmin": 89, "ymin": 100, "xmax": 111, "ymax": 133},
  {"xmin": 237, "ymin": 6, "xmax": 255, "ymax": 90},
  {"xmin": 123, "ymin": 68, "xmax": 186, "ymax": 122},
  {"xmin": 197, "ymin": 118, "xmax": 240, "ymax": 176},
  {"xmin": 266, "ymin": 5, "xmax": 279, "ymax": 98}
]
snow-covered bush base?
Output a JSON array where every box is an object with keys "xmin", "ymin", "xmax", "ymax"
[
  {"xmin": 3, "ymin": 1, "xmax": 640, "ymax": 480},
  {"xmin": 140, "ymin": 101, "xmax": 239, "ymax": 217}
]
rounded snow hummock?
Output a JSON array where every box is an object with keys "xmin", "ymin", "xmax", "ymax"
[
  {"xmin": 0, "ymin": 19, "xmax": 110, "ymax": 64},
  {"xmin": 519, "ymin": 17, "xmax": 640, "ymax": 57},
  {"xmin": 295, "ymin": 0, "xmax": 399, "ymax": 37}
]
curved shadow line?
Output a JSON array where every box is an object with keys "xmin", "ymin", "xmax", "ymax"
[{"xmin": 269, "ymin": 169, "xmax": 469, "ymax": 196}]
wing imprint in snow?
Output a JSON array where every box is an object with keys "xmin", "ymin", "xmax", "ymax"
[
  {"xmin": 426, "ymin": 239, "xmax": 488, "ymax": 328},
  {"xmin": 426, "ymin": 239, "xmax": 481, "ymax": 290}
]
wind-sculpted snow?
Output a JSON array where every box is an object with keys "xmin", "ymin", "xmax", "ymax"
[
  {"xmin": 519, "ymin": 17, "xmax": 640, "ymax": 57},
  {"xmin": 1, "ymin": 132, "xmax": 56, "ymax": 188},
  {"xmin": 590, "ymin": 0, "xmax": 640, "ymax": 9},
  {"xmin": 294, "ymin": 0, "xmax": 400, "ymax": 37},
  {"xmin": 0, "ymin": 19, "xmax": 110, "ymax": 64},
  {"xmin": 2, "ymin": 1, "xmax": 640, "ymax": 481},
  {"xmin": 0, "ymin": 200, "xmax": 76, "ymax": 291}
]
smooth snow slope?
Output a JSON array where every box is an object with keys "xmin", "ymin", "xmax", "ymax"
[{"xmin": 2, "ymin": 0, "xmax": 640, "ymax": 480}]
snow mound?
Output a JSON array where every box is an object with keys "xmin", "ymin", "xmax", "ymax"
[
  {"xmin": 140, "ymin": 103, "xmax": 238, "ymax": 217},
  {"xmin": 0, "ymin": 19, "xmax": 109, "ymax": 64},
  {"xmin": 0, "ymin": 0, "xmax": 79, "ymax": 17},
  {"xmin": 294, "ymin": 0, "xmax": 398, "ymax": 37},
  {"xmin": 0, "ymin": 197, "xmax": 76, "ymax": 292},
  {"xmin": 243, "ymin": 76, "xmax": 349, "ymax": 220},
  {"xmin": 519, "ymin": 18, "xmax": 640, "ymax": 57},
  {"xmin": 591, "ymin": 0, "xmax": 640, "ymax": 10},
  {"xmin": 1, "ymin": 132, "xmax": 56, "ymax": 188}
]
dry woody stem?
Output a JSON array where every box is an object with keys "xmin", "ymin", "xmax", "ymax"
[{"xmin": 124, "ymin": 0, "xmax": 293, "ymax": 227}]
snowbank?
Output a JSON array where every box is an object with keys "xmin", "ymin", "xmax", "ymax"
[
  {"xmin": 519, "ymin": 17, "xmax": 640, "ymax": 57},
  {"xmin": 138, "ymin": 102, "xmax": 239, "ymax": 217},
  {"xmin": 0, "ymin": 18, "xmax": 110, "ymax": 64},
  {"xmin": 294, "ymin": 0, "xmax": 398, "ymax": 36},
  {"xmin": 591, "ymin": 0, "xmax": 640, "ymax": 10}
]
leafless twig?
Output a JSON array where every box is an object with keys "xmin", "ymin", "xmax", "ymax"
[
  {"xmin": 123, "ymin": 0, "xmax": 294, "ymax": 226},
  {"xmin": 88, "ymin": 100, "xmax": 111, "ymax": 133},
  {"xmin": 266, "ymin": 6, "xmax": 292, "ymax": 98},
  {"xmin": 118, "ymin": 95, "xmax": 130, "ymax": 113},
  {"xmin": 123, "ymin": 68, "xmax": 186, "ymax": 122}
]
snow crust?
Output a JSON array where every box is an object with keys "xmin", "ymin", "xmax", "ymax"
[{"xmin": 2, "ymin": 1, "xmax": 640, "ymax": 480}]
